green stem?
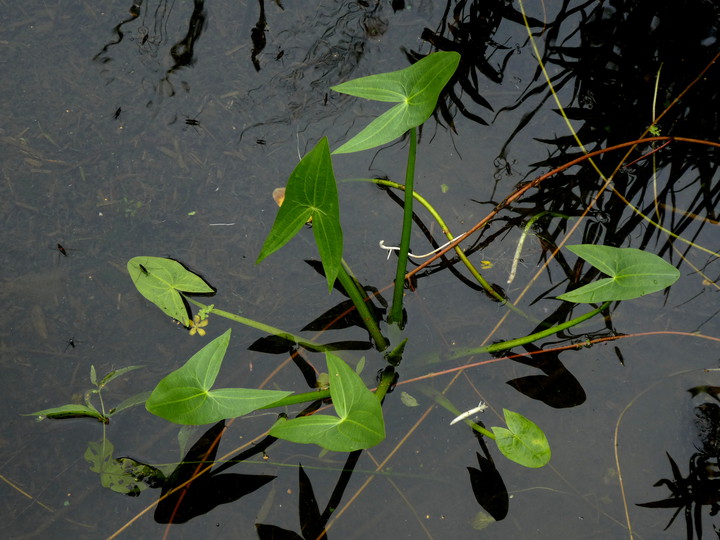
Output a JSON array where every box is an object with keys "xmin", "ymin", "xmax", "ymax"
[
  {"xmin": 389, "ymin": 127, "xmax": 417, "ymax": 325},
  {"xmin": 373, "ymin": 367, "xmax": 396, "ymax": 402},
  {"xmin": 344, "ymin": 176, "xmax": 520, "ymax": 310},
  {"xmin": 259, "ymin": 389, "xmax": 331, "ymax": 410},
  {"xmin": 337, "ymin": 260, "xmax": 388, "ymax": 350},
  {"xmin": 259, "ymin": 366, "xmax": 394, "ymax": 412},
  {"xmin": 415, "ymin": 384, "xmax": 495, "ymax": 439},
  {"xmin": 185, "ymin": 297, "xmax": 330, "ymax": 353},
  {"xmin": 473, "ymin": 423, "xmax": 495, "ymax": 439},
  {"xmin": 444, "ymin": 301, "xmax": 610, "ymax": 361}
]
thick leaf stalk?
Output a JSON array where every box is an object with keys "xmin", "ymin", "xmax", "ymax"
[
  {"xmin": 389, "ymin": 127, "xmax": 417, "ymax": 325},
  {"xmin": 337, "ymin": 261, "xmax": 388, "ymax": 350}
]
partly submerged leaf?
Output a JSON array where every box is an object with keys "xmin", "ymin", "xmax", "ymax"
[
  {"xmin": 128, "ymin": 256, "xmax": 215, "ymax": 326},
  {"xmin": 256, "ymin": 137, "xmax": 342, "ymax": 292},
  {"xmin": 557, "ymin": 245, "xmax": 680, "ymax": 303},
  {"xmin": 110, "ymin": 391, "xmax": 151, "ymax": 416},
  {"xmin": 99, "ymin": 365, "xmax": 144, "ymax": 388},
  {"xmin": 145, "ymin": 329, "xmax": 291, "ymax": 425},
  {"xmin": 400, "ymin": 391, "xmax": 419, "ymax": 407},
  {"xmin": 491, "ymin": 409, "xmax": 550, "ymax": 468},
  {"xmin": 471, "ymin": 511, "xmax": 496, "ymax": 531},
  {"xmin": 85, "ymin": 439, "xmax": 151, "ymax": 495},
  {"xmin": 269, "ymin": 352, "xmax": 385, "ymax": 451},
  {"xmin": 26, "ymin": 404, "xmax": 108, "ymax": 423},
  {"xmin": 331, "ymin": 51, "xmax": 461, "ymax": 154},
  {"xmin": 115, "ymin": 457, "xmax": 167, "ymax": 489}
]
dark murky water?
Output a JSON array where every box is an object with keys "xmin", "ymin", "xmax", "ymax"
[{"xmin": 2, "ymin": 1, "xmax": 720, "ymax": 538}]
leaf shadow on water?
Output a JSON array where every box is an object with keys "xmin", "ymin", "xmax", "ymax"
[{"xmin": 154, "ymin": 421, "xmax": 276, "ymax": 524}]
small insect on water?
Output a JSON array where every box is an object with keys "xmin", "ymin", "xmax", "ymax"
[
  {"xmin": 51, "ymin": 243, "xmax": 78, "ymax": 258},
  {"xmin": 64, "ymin": 337, "xmax": 80, "ymax": 352},
  {"xmin": 183, "ymin": 113, "xmax": 202, "ymax": 134}
]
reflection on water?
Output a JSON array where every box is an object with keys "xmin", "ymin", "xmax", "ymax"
[
  {"xmin": 0, "ymin": 0, "xmax": 719, "ymax": 538},
  {"xmin": 638, "ymin": 388, "xmax": 720, "ymax": 539},
  {"xmin": 94, "ymin": 0, "xmax": 208, "ymax": 104}
]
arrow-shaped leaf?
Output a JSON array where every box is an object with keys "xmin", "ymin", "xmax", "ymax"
[
  {"xmin": 557, "ymin": 245, "xmax": 680, "ymax": 303},
  {"xmin": 256, "ymin": 137, "xmax": 342, "ymax": 291},
  {"xmin": 269, "ymin": 353, "xmax": 385, "ymax": 452},
  {"xmin": 146, "ymin": 329, "xmax": 292, "ymax": 425},
  {"xmin": 331, "ymin": 51, "xmax": 460, "ymax": 154}
]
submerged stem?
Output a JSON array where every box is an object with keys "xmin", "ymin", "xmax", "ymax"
[{"xmin": 259, "ymin": 389, "xmax": 331, "ymax": 410}]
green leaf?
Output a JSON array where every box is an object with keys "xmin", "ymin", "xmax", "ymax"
[
  {"xmin": 400, "ymin": 391, "xmax": 419, "ymax": 407},
  {"xmin": 127, "ymin": 256, "xmax": 215, "ymax": 326},
  {"xmin": 25, "ymin": 404, "xmax": 108, "ymax": 423},
  {"xmin": 331, "ymin": 51, "xmax": 461, "ymax": 154},
  {"xmin": 557, "ymin": 245, "xmax": 680, "ymax": 303},
  {"xmin": 256, "ymin": 137, "xmax": 342, "ymax": 291},
  {"xmin": 491, "ymin": 409, "xmax": 550, "ymax": 468},
  {"xmin": 145, "ymin": 329, "xmax": 292, "ymax": 425},
  {"xmin": 85, "ymin": 439, "xmax": 151, "ymax": 495},
  {"xmin": 269, "ymin": 352, "xmax": 385, "ymax": 452},
  {"xmin": 98, "ymin": 365, "xmax": 144, "ymax": 389},
  {"xmin": 115, "ymin": 457, "xmax": 167, "ymax": 488},
  {"xmin": 110, "ymin": 391, "xmax": 151, "ymax": 416}
]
